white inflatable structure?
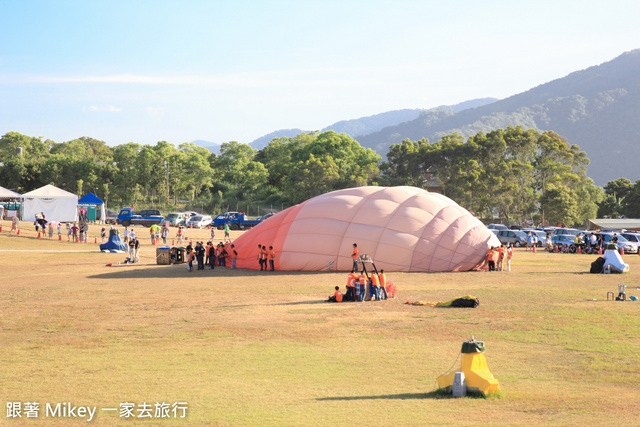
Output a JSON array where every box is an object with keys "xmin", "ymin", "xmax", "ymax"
[{"xmin": 603, "ymin": 249, "xmax": 629, "ymax": 273}]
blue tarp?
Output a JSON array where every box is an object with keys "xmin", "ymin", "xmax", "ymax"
[
  {"xmin": 78, "ymin": 192, "xmax": 104, "ymax": 205},
  {"xmin": 100, "ymin": 232, "xmax": 127, "ymax": 252}
]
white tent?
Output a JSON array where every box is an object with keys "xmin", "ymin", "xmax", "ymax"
[
  {"xmin": 22, "ymin": 184, "xmax": 78, "ymax": 222},
  {"xmin": 0, "ymin": 185, "xmax": 21, "ymax": 199}
]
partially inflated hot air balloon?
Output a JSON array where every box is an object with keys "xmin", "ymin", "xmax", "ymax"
[{"xmin": 232, "ymin": 186, "xmax": 500, "ymax": 272}]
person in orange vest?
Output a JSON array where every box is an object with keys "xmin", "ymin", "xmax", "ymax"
[
  {"xmin": 357, "ymin": 270, "xmax": 367, "ymax": 302},
  {"xmin": 268, "ymin": 245, "xmax": 276, "ymax": 271},
  {"xmin": 345, "ymin": 272, "xmax": 356, "ymax": 301},
  {"xmin": 260, "ymin": 244, "xmax": 268, "ymax": 272},
  {"xmin": 371, "ymin": 271, "xmax": 381, "ymax": 300},
  {"xmin": 328, "ymin": 286, "xmax": 343, "ymax": 302},
  {"xmin": 186, "ymin": 248, "xmax": 195, "ymax": 272},
  {"xmin": 379, "ymin": 269, "xmax": 388, "ymax": 300},
  {"xmin": 486, "ymin": 246, "xmax": 497, "ymax": 271},
  {"xmin": 506, "ymin": 244, "xmax": 514, "ymax": 272},
  {"xmin": 496, "ymin": 244, "xmax": 506, "ymax": 271},
  {"xmin": 351, "ymin": 243, "xmax": 359, "ymax": 273},
  {"xmin": 230, "ymin": 244, "xmax": 238, "ymax": 269}
]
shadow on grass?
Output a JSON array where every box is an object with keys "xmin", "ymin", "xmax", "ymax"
[
  {"xmin": 274, "ymin": 300, "xmax": 327, "ymax": 306},
  {"xmin": 87, "ymin": 265, "xmax": 321, "ymax": 280},
  {"xmin": 317, "ymin": 389, "xmax": 492, "ymax": 401}
]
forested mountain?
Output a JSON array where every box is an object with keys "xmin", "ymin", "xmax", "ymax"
[
  {"xmin": 244, "ymin": 98, "xmax": 497, "ymax": 150},
  {"xmin": 356, "ymin": 49, "xmax": 640, "ymax": 185}
]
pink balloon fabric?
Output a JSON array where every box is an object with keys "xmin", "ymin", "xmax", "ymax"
[{"xmin": 232, "ymin": 186, "xmax": 500, "ymax": 272}]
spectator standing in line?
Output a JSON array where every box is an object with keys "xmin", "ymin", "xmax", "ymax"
[
  {"xmin": 162, "ymin": 226, "xmax": 168, "ymax": 244},
  {"xmin": 71, "ymin": 223, "xmax": 79, "ymax": 242},
  {"xmin": 128, "ymin": 236, "xmax": 136, "ymax": 262}
]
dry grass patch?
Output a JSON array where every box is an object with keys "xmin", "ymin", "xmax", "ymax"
[{"xmin": 1, "ymin": 227, "xmax": 640, "ymax": 425}]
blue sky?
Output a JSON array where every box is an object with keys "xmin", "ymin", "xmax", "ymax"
[{"xmin": 1, "ymin": 0, "xmax": 639, "ymax": 147}]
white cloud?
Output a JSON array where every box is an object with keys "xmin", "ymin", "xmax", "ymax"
[{"xmin": 87, "ymin": 105, "xmax": 121, "ymax": 113}]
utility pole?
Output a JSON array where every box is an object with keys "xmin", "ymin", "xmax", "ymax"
[{"xmin": 164, "ymin": 160, "xmax": 170, "ymax": 205}]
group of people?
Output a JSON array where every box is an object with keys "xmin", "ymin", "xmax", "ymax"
[
  {"xmin": 186, "ymin": 241, "xmax": 239, "ymax": 272},
  {"xmin": 329, "ymin": 269, "xmax": 389, "ymax": 302},
  {"xmin": 547, "ymin": 232, "xmax": 617, "ymax": 254},
  {"xmin": 257, "ymin": 244, "xmax": 276, "ymax": 271},
  {"xmin": 485, "ymin": 244, "xmax": 514, "ymax": 271}
]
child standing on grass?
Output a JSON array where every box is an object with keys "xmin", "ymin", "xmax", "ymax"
[
  {"xmin": 507, "ymin": 244, "xmax": 514, "ymax": 271},
  {"xmin": 57, "ymin": 223, "xmax": 62, "ymax": 240}
]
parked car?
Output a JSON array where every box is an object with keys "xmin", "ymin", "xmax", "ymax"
[
  {"xmin": 162, "ymin": 212, "xmax": 188, "ymax": 227},
  {"xmin": 496, "ymin": 230, "xmax": 528, "ymax": 247},
  {"xmin": 553, "ymin": 228, "xmax": 580, "ymax": 236},
  {"xmin": 487, "ymin": 223, "xmax": 508, "ymax": 231},
  {"xmin": 116, "ymin": 208, "xmax": 163, "ymax": 227},
  {"xmin": 185, "ymin": 215, "xmax": 213, "ymax": 229},
  {"xmin": 259, "ymin": 211, "xmax": 277, "ymax": 222},
  {"xmin": 621, "ymin": 232, "xmax": 640, "ymax": 244},
  {"xmin": 509, "ymin": 225, "xmax": 523, "ymax": 230},
  {"xmin": 550, "ymin": 234, "xmax": 575, "ymax": 247},
  {"xmin": 593, "ymin": 232, "xmax": 639, "ymax": 254},
  {"xmin": 522, "ymin": 229, "xmax": 547, "ymax": 247}
]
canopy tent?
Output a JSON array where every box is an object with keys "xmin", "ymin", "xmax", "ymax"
[
  {"xmin": 0, "ymin": 185, "xmax": 22, "ymax": 218},
  {"xmin": 0, "ymin": 185, "xmax": 21, "ymax": 199},
  {"xmin": 22, "ymin": 184, "xmax": 78, "ymax": 222},
  {"xmin": 78, "ymin": 192, "xmax": 104, "ymax": 222}
]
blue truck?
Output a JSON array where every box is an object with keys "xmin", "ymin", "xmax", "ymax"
[
  {"xmin": 212, "ymin": 212, "xmax": 261, "ymax": 230},
  {"xmin": 116, "ymin": 208, "xmax": 163, "ymax": 227}
]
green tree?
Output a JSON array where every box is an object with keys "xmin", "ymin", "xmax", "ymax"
[{"xmin": 539, "ymin": 184, "xmax": 578, "ymax": 226}]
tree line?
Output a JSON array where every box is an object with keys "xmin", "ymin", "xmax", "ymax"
[
  {"xmin": 0, "ymin": 127, "xmax": 633, "ymax": 225},
  {"xmin": 0, "ymin": 131, "xmax": 380, "ymax": 215}
]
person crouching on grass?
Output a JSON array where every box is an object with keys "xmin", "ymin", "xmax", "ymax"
[{"xmin": 328, "ymin": 286, "xmax": 343, "ymax": 302}]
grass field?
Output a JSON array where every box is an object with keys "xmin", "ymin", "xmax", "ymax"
[{"xmin": 1, "ymin": 223, "xmax": 640, "ymax": 426}]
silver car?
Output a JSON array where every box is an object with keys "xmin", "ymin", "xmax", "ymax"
[{"xmin": 496, "ymin": 230, "xmax": 527, "ymax": 247}]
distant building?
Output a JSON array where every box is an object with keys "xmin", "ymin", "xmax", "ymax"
[
  {"xmin": 587, "ymin": 218, "xmax": 640, "ymax": 232},
  {"xmin": 423, "ymin": 169, "xmax": 443, "ymax": 194}
]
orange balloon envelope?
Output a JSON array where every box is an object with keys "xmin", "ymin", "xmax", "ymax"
[{"xmin": 233, "ymin": 186, "xmax": 500, "ymax": 272}]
